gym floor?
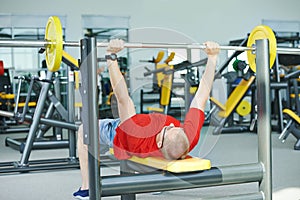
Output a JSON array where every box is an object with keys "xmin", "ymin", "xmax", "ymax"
[{"xmin": 0, "ymin": 128, "xmax": 300, "ymax": 200}]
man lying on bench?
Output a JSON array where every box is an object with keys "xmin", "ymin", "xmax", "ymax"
[{"xmin": 73, "ymin": 39, "xmax": 220, "ymax": 200}]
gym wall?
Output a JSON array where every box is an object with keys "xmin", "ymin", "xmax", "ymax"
[
  {"xmin": 1, "ymin": 0, "xmax": 300, "ymax": 113},
  {"xmin": 1, "ymin": 0, "xmax": 300, "ymax": 51}
]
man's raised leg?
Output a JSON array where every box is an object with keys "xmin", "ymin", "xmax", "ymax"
[{"xmin": 77, "ymin": 124, "xmax": 89, "ymax": 190}]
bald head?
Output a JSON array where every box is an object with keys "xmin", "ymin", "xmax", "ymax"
[{"xmin": 160, "ymin": 128, "xmax": 189, "ymax": 160}]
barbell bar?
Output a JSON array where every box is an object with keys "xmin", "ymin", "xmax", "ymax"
[
  {"xmin": 0, "ymin": 39, "xmax": 299, "ymax": 54},
  {"xmin": 0, "ymin": 39, "xmax": 299, "ymax": 53},
  {"xmin": 0, "ymin": 39, "xmax": 298, "ymax": 53},
  {"xmin": 0, "ymin": 39, "xmax": 254, "ymax": 50},
  {"xmin": 0, "ymin": 15, "xmax": 300, "ymax": 72},
  {"xmin": 277, "ymin": 47, "xmax": 300, "ymax": 54}
]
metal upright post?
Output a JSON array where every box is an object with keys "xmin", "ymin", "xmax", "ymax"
[
  {"xmin": 183, "ymin": 74, "xmax": 191, "ymax": 114},
  {"xmin": 273, "ymin": 55, "xmax": 284, "ymax": 132},
  {"xmin": 80, "ymin": 37, "xmax": 101, "ymax": 200},
  {"xmin": 256, "ymin": 39, "xmax": 272, "ymax": 200},
  {"xmin": 67, "ymin": 66, "xmax": 77, "ymax": 160},
  {"xmin": 53, "ymin": 73, "xmax": 63, "ymax": 140}
]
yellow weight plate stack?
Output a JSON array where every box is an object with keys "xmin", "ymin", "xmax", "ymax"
[
  {"xmin": 45, "ymin": 16, "xmax": 63, "ymax": 72},
  {"xmin": 236, "ymin": 100, "xmax": 251, "ymax": 116},
  {"xmin": 247, "ymin": 25, "xmax": 277, "ymax": 72}
]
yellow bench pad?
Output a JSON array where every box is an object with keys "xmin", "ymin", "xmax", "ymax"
[
  {"xmin": 128, "ymin": 155, "xmax": 211, "ymax": 173},
  {"xmin": 109, "ymin": 148, "xmax": 211, "ymax": 173}
]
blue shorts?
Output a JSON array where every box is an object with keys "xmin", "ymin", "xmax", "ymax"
[{"xmin": 99, "ymin": 118, "xmax": 120, "ymax": 147}]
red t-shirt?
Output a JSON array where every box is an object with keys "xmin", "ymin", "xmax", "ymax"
[{"xmin": 113, "ymin": 108, "xmax": 204, "ymax": 160}]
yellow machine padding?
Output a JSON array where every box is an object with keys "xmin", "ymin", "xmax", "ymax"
[
  {"xmin": 155, "ymin": 63, "xmax": 173, "ymax": 88},
  {"xmin": 147, "ymin": 107, "xmax": 164, "ymax": 113},
  {"xmin": 164, "ymin": 52, "xmax": 175, "ymax": 64},
  {"xmin": 110, "ymin": 148, "xmax": 211, "ymax": 173},
  {"xmin": 160, "ymin": 72, "xmax": 173, "ymax": 106},
  {"xmin": 128, "ymin": 155, "xmax": 211, "ymax": 173},
  {"xmin": 0, "ymin": 93, "xmax": 36, "ymax": 107},
  {"xmin": 211, "ymin": 76, "xmax": 255, "ymax": 118},
  {"xmin": 283, "ymin": 109, "xmax": 300, "ymax": 124},
  {"xmin": 153, "ymin": 51, "xmax": 165, "ymax": 63},
  {"xmin": 290, "ymin": 94, "xmax": 300, "ymax": 99},
  {"xmin": 189, "ymin": 86, "xmax": 198, "ymax": 95},
  {"xmin": 62, "ymin": 51, "xmax": 79, "ymax": 68},
  {"xmin": 75, "ymin": 102, "xmax": 82, "ymax": 108},
  {"xmin": 74, "ymin": 71, "xmax": 80, "ymax": 90},
  {"xmin": 147, "ymin": 63, "xmax": 174, "ymax": 113},
  {"xmin": 210, "ymin": 97, "xmax": 226, "ymax": 111},
  {"xmin": 0, "ymin": 93, "xmax": 15, "ymax": 99},
  {"xmin": 13, "ymin": 102, "xmax": 37, "ymax": 107}
]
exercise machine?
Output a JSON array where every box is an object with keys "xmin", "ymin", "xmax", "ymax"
[
  {"xmin": 278, "ymin": 67, "xmax": 300, "ymax": 150},
  {"xmin": 0, "ymin": 54, "xmax": 80, "ymax": 173},
  {"xmin": 81, "ymin": 37, "xmax": 274, "ymax": 200}
]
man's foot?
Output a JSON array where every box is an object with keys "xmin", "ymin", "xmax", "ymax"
[{"xmin": 73, "ymin": 188, "xmax": 89, "ymax": 200}]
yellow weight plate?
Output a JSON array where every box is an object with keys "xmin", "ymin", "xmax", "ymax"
[
  {"xmin": 236, "ymin": 100, "xmax": 251, "ymax": 116},
  {"xmin": 247, "ymin": 25, "xmax": 277, "ymax": 72},
  {"xmin": 45, "ymin": 16, "xmax": 63, "ymax": 72}
]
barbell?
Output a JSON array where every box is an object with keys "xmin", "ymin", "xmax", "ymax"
[{"xmin": 0, "ymin": 16, "xmax": 300, "ymax": 73}]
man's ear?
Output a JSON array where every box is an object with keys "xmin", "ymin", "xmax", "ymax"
[{"xmin": 157, "ymin": 141, "xmax": 162, "ymax": 148}]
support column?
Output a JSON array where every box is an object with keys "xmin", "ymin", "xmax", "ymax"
[
  {"xmin": 256, "ymin": 39, "xmax": 272, "ymax": 200},
  {"xmin": 67, "ymin": 66, "xmax": 77, "ymax": 160},
  {"xmin": 80, "ymin": 37, "xmax": 101, "ymax": 200}
]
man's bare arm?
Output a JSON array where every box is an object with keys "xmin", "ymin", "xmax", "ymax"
[{"xmin": 190, "ymin": 41, "xmax": 220, "ymax": 111}]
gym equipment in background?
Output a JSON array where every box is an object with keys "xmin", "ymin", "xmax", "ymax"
[
  {"xmin": 279, "ymin": 67, "xmax": 300, "ymax": 150},
  {"xmin": 140, "ymin": 52, "xmax": 175, "ymax": 115}
]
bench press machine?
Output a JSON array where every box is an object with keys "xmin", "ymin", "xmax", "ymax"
[{"xmin": 80, "ymin": 36, "xmax": 272, "ymax": 200}]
